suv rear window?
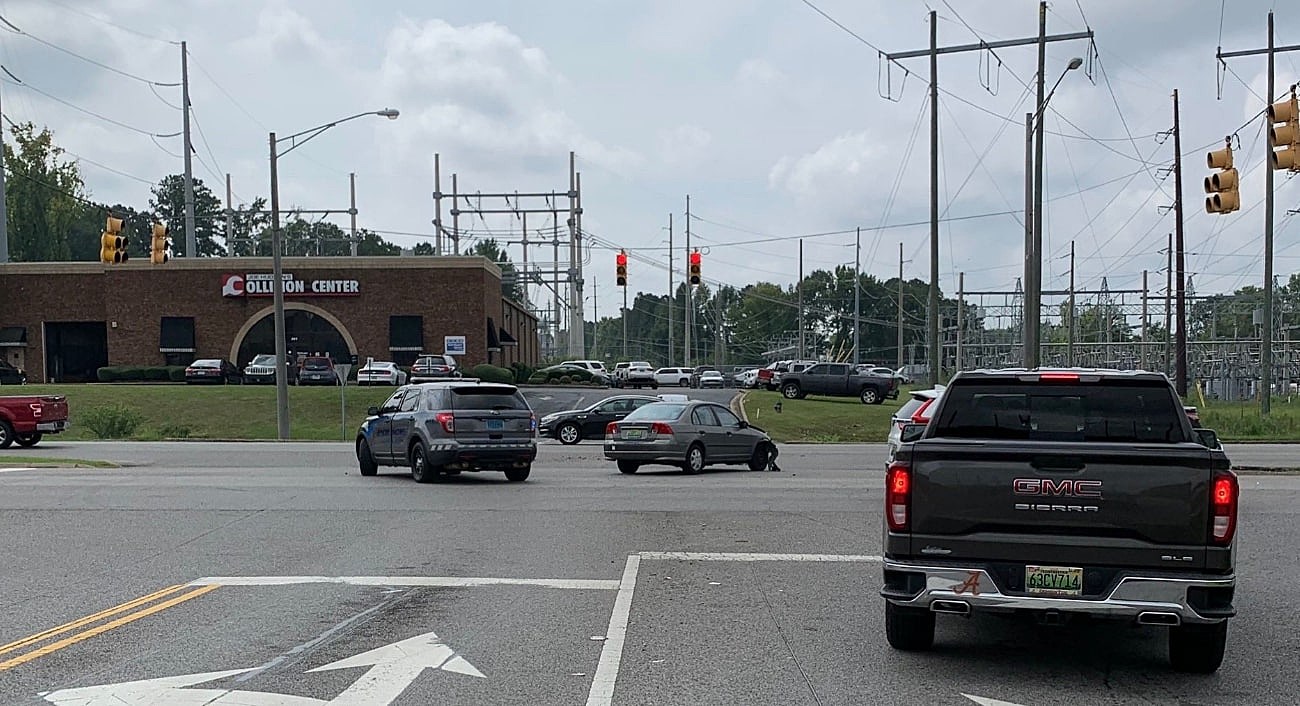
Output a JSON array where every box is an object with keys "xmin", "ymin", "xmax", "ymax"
[
  {"xmin": 447, "ymin": 386, "xmax": 528, "ymax": 411},
  {"xmin": 895, "ymin": 397, "xmax": 928, "ymax": 420},
  {"xmin": 932, "ymin": 379, "xmax": 1186, "ymax": 443}
]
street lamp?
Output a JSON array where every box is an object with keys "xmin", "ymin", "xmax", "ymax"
[
  {"xmin": 1024, "ymin": 58, "xmax": 1082, "ymax": 369},
  {"xmin": 268, "ymin": 108, "xmax": 399, "ymax": 440}
]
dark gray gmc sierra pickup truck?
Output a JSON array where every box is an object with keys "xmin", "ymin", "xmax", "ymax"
[{"xmin": 881, "ymin": 368, "xmax": 1237, "ymax": 673}]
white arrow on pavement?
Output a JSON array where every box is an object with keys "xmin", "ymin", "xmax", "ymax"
[
  {"xmin": 39, "ymin": 669, "xmax": 327, "ymax": 706},
  {"xmin": 963, "ymin": 694, "xmax": 1027, "ymax": 706},
  {"xmin": 307, "ymin": 629, "xmax": 484, "ymax": 705}
]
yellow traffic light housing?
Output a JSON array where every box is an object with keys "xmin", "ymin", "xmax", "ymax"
[
  {"xmin": 100, "ymin": 216, "xmax": 128, "ymax": 264},
  {"xmin": 150, "ymin": 223, "xmax": 171, "ymax": 264},
  {"xmin": 1204, "ymin": 139, "xmax": 1239, "ymax": 215},
  {"xmin": 1270, "ymin": 88, "xmax": 1300, "ymax": 171}
]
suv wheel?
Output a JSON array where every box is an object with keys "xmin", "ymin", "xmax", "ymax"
[
  {"xmin": 1169, "ymin": 621, "xmax": 1228, "ymax": 673},
  {"xmin": 781, "ymin": 383, "xmax": 801, "ymax": 399},
  {"xmin": 357, "ymin": 438, "xmax": 378, "ymax": 476},
  {"xmin": 505, "ymin": 465, "xmax": 530, "ymax": 482},
  {"xmin": 557, "ymin": 422, "xmax": 582, "ymax": 445},
  {"xmin": 885, "ymin": 602, "xmax": 935, "ymax": 651},
  {"xmin": 409, "ymin": 441, "xmax": 436, "ymax": 484},
  {"xmin": 683, "ymin": 443, "xmax": 705, "ymax": 474},
  {"xmin": 679, "ymin": 378, "xmax": 690, "ymax": 387},
  {"xmin": 860, "ymin": 388, "xmax": 881, "ymax": 405}
]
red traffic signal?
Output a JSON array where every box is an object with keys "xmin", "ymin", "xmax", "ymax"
[
  {"xmin": 616, "ymin": 250, "xmax": 628, "ymax": 287},
  {"xmin": 688, "ymin": 249, "xmax": 701, "ymax": 285},
  {"xmin": 616, "ymin": 251, "xmax": 628, "ymax": 266},
  {"xmin": 689, "ymin": 250, "xmax": 701, "ymax": 265}
]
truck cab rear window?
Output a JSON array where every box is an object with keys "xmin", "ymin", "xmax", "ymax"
[{"xmin": 933, "ymin": 383, "xmax": 1185, "ymax": 443}]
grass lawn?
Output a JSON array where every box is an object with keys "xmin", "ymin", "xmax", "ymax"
[
  {"xmin": 737, "ymin": 389, "xmax": 907, "ymax": 443},
  {"xmin": 6, "ymin": 384, "xmax": 403, "ymax": 442},
  {"xmin": 1197, "ymin": 397, "xmax": 1300, "ymax": 441},
  {"xmin": 0, "ymin": 456, "xmax": 118, "ymax": 468}
]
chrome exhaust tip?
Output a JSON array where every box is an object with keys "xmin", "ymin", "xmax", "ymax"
[
  {"xmin": 931, "ymin": 600, "xmax": 971, "ymax": 615},
  {"xmin": 1137, "ymin": 611, "xmax": 1181, "ymax": 626}
]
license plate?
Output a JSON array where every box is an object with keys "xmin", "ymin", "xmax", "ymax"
[
  {"xmin": 486, "ymin": 419, "xmax": 504, "ymax": 431},
  {"xmin": 310, "ymin": 375, "xmax": 320, "ymax": 379},
  {"xmin": 1025, "ymin": 565, "xmax": 1083, "ymax": 596},
  {"xmin": 625, "ymin": 429, "xmax": 645, "ymax": 440}
]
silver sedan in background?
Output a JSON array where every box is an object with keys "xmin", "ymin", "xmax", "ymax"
[{"xmin": 603, "ymin": 400, "xmax": 775, "ymax": 475}]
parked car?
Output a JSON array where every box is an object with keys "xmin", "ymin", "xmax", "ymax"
[
  {"xmin": 410, "ymin": 354, "xmax": 461, "ymax": 383},
  {"xmin": 858, "ymin": 365, "xmax": 909, "ymax": 389},
  {"xmin": 358, "ymin": 361, "xmax": 408, "ymax": 386},
  {"xmin": 0, "ymin": 360, "xmax": 27, "ymax": 385},
  {"xmin": 653, "ymin": 367, "xmax": 694, "ymax": 387},
  {"xmin": 0, "ymin": 393, "xmax": 68, "ymax": 448},
  {"xmin": 778, "ymin": 362, "xmax": 896, "ymax": 404},
  {"xmin": 886, "ymin": 386, "xmax": 944, "ymax": 463},
  {"xmin": 622, "ymin": 362, "xmax": 658, "ymax": 389},
  {"xmin": 612, "ymin": 362, "xmax": 631, "ymax": 386},
  {"xmin": 242, "ymin": 353, "xmax": 298, "ymax": 385},
  {"xmin": 603, "ymin": 399, "xmax": 774, "ymax": 475},
  {"xmin": 297, "ymin": 356, "xmax": 340, "ymax": 386},
  {"xmin": 562, "ymin": 360, "xmax": 609, "ymax": 376},
  {"xmin": 697, "ymin": 369, "xmax": 725, "ymax": 388},
  {"xmin": 355, "ymin": 380, "xmax": 538, "ymax": 483},
  {"xmin": 538, "ymin": 394, "xmax": 661, "ymax": 445},
  {"xmin": 689, "ymin": 365, "xmax": 721, "ymax": 388},
  {"xmin": 756, "ymin": 359, "xmax": 818, "ymax": 391},
  {"xmin": 535, "ymin": 363, "xmax": 612, "ymax": 386},
  {"xmin": 185, "ymin": 358, "xmax": 242, "ymax": 385},
  {"xmin": 734, "ymin": 368, "xmax": 760, "ymax": 389}
]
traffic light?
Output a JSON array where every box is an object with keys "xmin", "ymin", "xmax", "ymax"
[
  {"xmin": 1270, "ymin": 88, "xmax": 1300, "ymax": 171},
  {"xmin": 150, "ymin": 222, "xmax": 171, "ymax": 264},
  {"xmin": 688, "ymin": 249, "xmax": 701, "ymax": 286},
  {"xmin": 1204, "ymin": 139, "xmax": 1239, "ymax": 215},
  {"xmin": 100, "ymin": 216, "xmax": 128, "ymax": 264},
  {"xmin": 616, "ymin": 250, "xmax": 628, "ymax": 287}
]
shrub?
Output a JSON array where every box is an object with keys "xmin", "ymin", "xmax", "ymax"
[
  {"xmin": 119, "ymin": 367, "xmax": 146, "ymax": 382},
  {"xmin": 156, "ymin": 422, "xmax": 193, "ymax": 439},
  {"xmin": 510, "ymin": 362, "xmax": 535, "ymax": 384},
  {"xmin": 81, "ymin": 404, "xmax": 144, "ymax": 439},
  {"xmin": 526, "ymin": 373, "xmax": 547, "ymax": 384},
  {"xmin": 143, "ymin": 366, "xmax": 171, "ymax": 381},
  {"xmin": 96, "ymin": 367, "xmax": 118, "ymax": 382},
  {"xmin": 470, "ymin": 364, "xmax": 515, "ymax": 384},
  {"xmin": 168, "ymin": 366, "xmax": 187, "ymax": 382}
]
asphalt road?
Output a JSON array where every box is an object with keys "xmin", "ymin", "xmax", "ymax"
[{"xmin": 1, "ymin": 412, "xmax": 1298, "ymax": 703}]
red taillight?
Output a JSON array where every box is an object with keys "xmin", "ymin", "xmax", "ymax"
[
  {"xmin": 1039, "ymin": 372, "xmax": 1080, "ymax": 381},
  {"xmin": 910, "ymin": 399, "xmax": 934, "ymax": 424},
  {"xmin": 29, "ymin": 402, "xmax": 42, "ymax": 419},
  {"xmin": 651, "ymin": 422, "xmax": 674, "ymax": 436},
  {"xmin": 1210, "ymin": 472, "xmax": 1238, "ymax": 545},
  {"xmin": 606, "ymin": 422, "xmax": 619, "ymax": 436},
  {"xmin": 886, "ymin": 463, "xmax": 911, "ymax": 531},
  {"xmin": 435, "ymin": 412, "xmax": 455, "ymax": 433}
]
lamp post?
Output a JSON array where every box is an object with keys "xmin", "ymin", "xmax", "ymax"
[
  {"xmin": 1024, "ymin": 58, "xmax": 1082, "ymax": 369},
  {"xmin": 269, "ymin": 108, "xmax": 399, "ymax": 440}
]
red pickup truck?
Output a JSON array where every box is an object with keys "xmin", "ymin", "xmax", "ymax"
[{"xmin": 0, "ymin": 394, "xmax": 70, "ymax": 449}]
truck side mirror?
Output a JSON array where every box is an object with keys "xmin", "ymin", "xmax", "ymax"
[
  {"xmin": 901, "ymin": 423, "xmax": 927, "ymax": 443},
  {"xmin": 1194, "ymin": 428, "xmax": 1221, "ymax": 449}
]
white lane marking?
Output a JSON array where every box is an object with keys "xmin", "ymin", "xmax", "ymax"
[
  {"xmin": 236, "ymin": 595, "xmax": 399, "ymax": 683},
  {"xmin": 0, "ymin": 467, "xmax": 36, "ymax": 474},
  {"xmin": 638, "ymin": 551, "xmax": 881, "ymax": 562},
  {"xmin": 584, "ymin": 554, "xmax": 640, "ymax": 706},
  {"xmin": 188, "ymin": 576, "xmax": 620, "ymax": 590},
  {"xmin": 308, "ymin": 629, "xmax": 483, "ymax": 705},
  {"xmin": 963, "ymin": 695, "xmax": 1027, "ymax": 706}
]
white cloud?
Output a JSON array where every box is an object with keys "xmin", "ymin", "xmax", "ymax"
[
  {"xmin": 657, "ymin": 125, "xmax": 712, "ymax": 166},
  {"xmin": 736, "ymin": 58, "xmax": 784, "ymax": 88},
  {"xmin": 768, "ymin": 131, "xmax": 884, "ymax": 205}
]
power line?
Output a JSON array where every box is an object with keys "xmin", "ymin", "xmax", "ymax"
[
  {"xmin": 1, "ymin": 111, "xmax": 155, "ymax": 185},
  {"xmin": 0, "ymin": 14, "xmax": 180, "ymax": 88},
  {"xmin": 41, "ymin": 0, "xmax": 179, "ymax": 45},
  {"xmin": 0, "ymin": 67, "xmax": 181, "ymax": 138},
  {"xmin": 185, "ymin": 50, "xmax": 268, "ymax": 132}
]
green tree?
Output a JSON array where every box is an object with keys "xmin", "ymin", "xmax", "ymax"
[
  {"xmin": 148, "ymin": 174, "xmax": 226, "ymax": 257},
  {"xmin": 227, "ymin": 198, "xmax": 269, "ymax": 256},
  {"xmin": 3, "ymin": 122, "xmax": 85, "ymax": 261},
  {"xmin": 470, "ymin": 238, "xmax": 526, "ymax": 302}
]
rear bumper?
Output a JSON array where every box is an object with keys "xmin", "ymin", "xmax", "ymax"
[
  {"xmin": 603, "ymin": 439, "xmax": 685, "ymax": 463},
  {"xmin": 36, "ymin": 420, "xmax": 68, "ymax": 433},
  {"xmin": 427, "ymin": 441, "xmax": 537, "ymax": 469},
  {"xmin": 881, "ymin": 559, "xmax": 1235, "ymax": 625}
]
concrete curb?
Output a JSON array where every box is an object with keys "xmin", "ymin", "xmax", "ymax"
[{"xmin": 731, "ymin": 391, "xmax": 750, "ymax": 423}]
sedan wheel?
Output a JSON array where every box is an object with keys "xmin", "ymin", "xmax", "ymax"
[
  {"xmin": 683, "ymin": 443, "xmax": 705, "ymax": 474},
  {"xmin": 557, "ymin": 422, "xmax": 582, "ymax": 445}
]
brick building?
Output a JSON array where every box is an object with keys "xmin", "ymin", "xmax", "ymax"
[{"xmin": 0, "ymin": 256, "xmax": 539, "ymax": 383}]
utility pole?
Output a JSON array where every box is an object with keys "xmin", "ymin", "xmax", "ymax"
[
  {"xmin": 1141, "ymin": 269, "xmax": 1149, "ymax": 370},
  {"xmin": 224, "ymin": 173, "xmax": 233, "ymax": 257},
  {"xmin": 884, "ymin": 3, "xmax": 1092, "ymax": 382},
  {"xmin": 433, "ymin": 153, "xmax": 443, "ymax": 255},
  {"xmin": 1028, "ymin": 4, "xmax": 1047, "ymax": 369},
  {"xmin": 715, "ymin": 292, "xmax": 724, "ymax": 367},
  {"xmin": 1023, "ymin": 111, "xmax": 1034, "ymax": 366},
  {"xmin": 1165, "ymin": 233, "xmax": 1173, "ymax": 378},
  {"xmin": 956, "ymin": 272, "xmax": 965, "ymax": 372},
  {"xmin": 1215, "ymin": 10, "xmax": 1300, "ymax": 413},
  {"xmin": 622, "ymin": 279, "xmax": 628, "ymax": 360},
  {"xmin": 684, "ymin": 196, "xmax": 692, "ymax": 368},
  {"xmin": 798, "ymin": 238, "xmax": 805, "ymax": 360},
  {"xmin": 1172, "ymin": 89, "xmax": 1188, "ymax": 396},
  {"xmin": 574, "ymin": 169, "xmax": 586, "ymax": 358},
  {"xmin": 854, "ymin": 227, "xmax": 861, "ymax": 366},
  {"xmin": 349, "ymin": 172, "xmax": 358, "ymax": 257},
  {"xmin": 0, "ymin": 83, "xmax": 8, "ymax": 262},
  {"xmin": 668, "ymin": 213, "xmax": 674, "ymax": 365},
  {"xmin": 181, "ymin": 41, "xmax": 196, "ymax": 258},
  {"xmin": 1067, "ymin": 240, "xmax": 1075, "ymax": 366},
  {"xmin": 521, "ymin": 210, "xmax": 529, "ymax": 305},
  {"xmin": 897, "ymin": 242, "xmax": 904, "ymax": 370},
  {"xmin": 452, "ymin": 173, "xmax": 460, "ymax": 255}
]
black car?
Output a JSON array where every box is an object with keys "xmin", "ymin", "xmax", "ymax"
[
  {"xmin": 185, "ymin": 358, "xmax": 242, "ymax": 384},
  {"xmin": 297, "ymin": 356, "xmax": 340, "ymax": 386},
  {"xmin": 0, "ymin": 360, "xmax": 26, "ymax": 385},
  {"xmin": 538, "ymin": 395, "xmax": 661, "ymax": 445}
]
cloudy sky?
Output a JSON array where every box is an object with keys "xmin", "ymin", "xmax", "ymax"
[{"xmin": 3, "ymin": 0, "xmax": 1298, "ymax": 323}]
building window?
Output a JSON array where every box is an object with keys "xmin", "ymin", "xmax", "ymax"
[
  {"xmin": 389, "ymin": 315, "xmax": 423, "ymax": 367},
  {"xmin": 160, "ymin": 317, "xmax": 196, "ymax": 366}
]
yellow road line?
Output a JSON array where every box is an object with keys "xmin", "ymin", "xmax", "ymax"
[
  {"xmin": 0, "ymin": 584, "xmax": 219, "ymax": 671},
  {"xmin": 0, "ymin": 583, "xmax": 188, "ymax": 657}
]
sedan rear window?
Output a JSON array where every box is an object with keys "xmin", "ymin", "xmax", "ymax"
[
  {"xmin": 624, "ymin": 403, "xmax": 687, "ymax": 422},
  {"xmin": 449, "ymin": 387, "xmax": 528, "ymax": 411}
]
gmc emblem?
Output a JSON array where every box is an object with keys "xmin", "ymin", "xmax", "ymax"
[{"xmin": 1013, "ymin": 478, "xmax": 1103, "ymax": 498}]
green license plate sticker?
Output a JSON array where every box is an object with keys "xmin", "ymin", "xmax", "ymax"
[{"xmin": 1025, "ymin": 565, "xmax": 1083, "ymax": 596}]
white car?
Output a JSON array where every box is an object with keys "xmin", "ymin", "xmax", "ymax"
[
  {"xmin": 562, "ymin": 360, "xmax": 608, "ymax": 374},
  {"xmin": 697, "ymin": 369, "xmax": 725, "ymax": 388},
  {"xmin": 654, "ymin": 367, "xmax": 693, "ymax": 387},
  {"xmin": 735, "ymin": 368, "xmax": 760, "ymax": 388},
  {"xmin": 886, "ymin": 386, "xmax": 944, "ymax": 464},
  {"xmin": 357, "ymin": 361, "xmax": 408, "ymax": 386}
]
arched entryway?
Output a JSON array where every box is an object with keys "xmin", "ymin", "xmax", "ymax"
[{"xmin": 229, "ymin": 303, "xmax": 357, "ymax": 368}]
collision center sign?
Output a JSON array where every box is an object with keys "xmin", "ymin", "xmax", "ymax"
[{"xmin": 221, "ymin": 273, "xmax": 360, "ymax": 298}]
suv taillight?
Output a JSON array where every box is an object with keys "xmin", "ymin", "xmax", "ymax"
[
  {"xmin": 886, "ymin": 462, "xmax": 911, "ymax": 531},
  {"xmin": 1210, "ymin": 471, "xmax": 1238, "ymax": 545},
  {"xmin": 435, "ymin": 412, "xmax": 455, "ymax": 433},
  {"xmin": 910, "ymin": 399, "xmax": 934, "ymax": 424}
]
